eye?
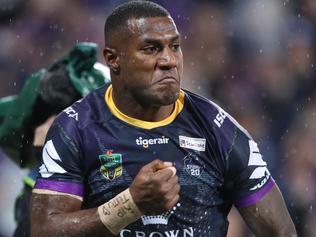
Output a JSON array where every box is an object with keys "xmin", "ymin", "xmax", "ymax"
[
  {"xmin": 142, "ymin": 46, "xmax": 159, "ymax": 54},
  {"xmin": 171, "ymin": 43, "xmax": 180, "ymax": 52}
]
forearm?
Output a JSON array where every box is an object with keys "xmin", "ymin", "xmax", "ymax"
[
  {"xmin": 31, "ymin": 208, "xmax": 113, "ymax": 237},
  {"xmin": 31, "ymin": 188, "xmax": 142, "ymax": 237},
  {"xmin": 239, "ymin": 205, "xmax": 297, "ymax": 237},
  {"xmin": 30, "ymin": 160, "xmax": 178, "ymax": 237},
  {"xmin": 238, "ymin": 185, "xmax": 297, "ymax": 237}
]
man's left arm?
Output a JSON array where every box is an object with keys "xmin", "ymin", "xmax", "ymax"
[
  {"xmin": 238, "ymin": 184, "xmax": 297, "ymax": 237},
  {"xmin": 219, "ymin": 124, "xmax": 297, "ymax": 236}
]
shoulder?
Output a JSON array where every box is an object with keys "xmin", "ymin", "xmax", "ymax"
[
  {"xmin": 183, "ymin": 89, "xmax": 220, "ymax": 118},
  {"xmin": 55, "ymin": 83, "xmax": 110, "ymax": 128},
  {"xmin": 183, "ymin": 89, "xmax": 251, "ymax": 139}
]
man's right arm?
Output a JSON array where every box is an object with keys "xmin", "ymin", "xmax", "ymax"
[
  {"xmin": 31, "ymin": 193, "xmax": 113, "ymax": 237},
  {"xmin": 30, "ymin": 160, "xmax": 180, "ymax": 237}
]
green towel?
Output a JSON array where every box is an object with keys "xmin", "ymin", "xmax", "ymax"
[{"xmin": 0, "ymin": 42, "xmax": 110, "ymax": 166}]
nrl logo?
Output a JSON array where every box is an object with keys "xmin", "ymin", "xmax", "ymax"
[{"xmin": 99, "ymin": 150, "xmax": 123, "ymax": 180}]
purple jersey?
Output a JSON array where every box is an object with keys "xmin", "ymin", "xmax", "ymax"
[{"xmin": 34, "ymin": 84, "xmax": 274, "ymax": 236}]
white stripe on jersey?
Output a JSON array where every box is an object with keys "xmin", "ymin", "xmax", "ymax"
[{"xmin": 39, "ymin": 140, "xmax": 67, "ymax": 178}]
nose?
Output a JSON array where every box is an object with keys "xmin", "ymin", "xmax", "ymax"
[{"xmin": 157, "ymin": 47, "xmax": 177, "ymax": 69}]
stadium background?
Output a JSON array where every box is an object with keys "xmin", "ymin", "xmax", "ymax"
[{"xmin": 0, "ymin": 0, "xmax": 316, "ymax": 236}]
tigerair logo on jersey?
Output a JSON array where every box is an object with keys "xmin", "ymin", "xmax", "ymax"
[
  {"xmin": 99, "ymin": 150, "xmax": 122, "ymax": 180},
  {"xmin": 248, "ymin": 140, "xmax": 271, "ymax": 190},
  {"xmin": 136, "ymin": 136, "xmax": 169, "ymax": 148}
]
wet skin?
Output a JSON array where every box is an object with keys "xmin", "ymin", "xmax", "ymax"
[{"xmin": 104, "ymin": 16, "xmax": 183, "ymax": 121}]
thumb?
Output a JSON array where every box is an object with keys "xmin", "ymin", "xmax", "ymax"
[{"xmin": 164, "ymin": 166, "xmax": 177, "ymax": 177}]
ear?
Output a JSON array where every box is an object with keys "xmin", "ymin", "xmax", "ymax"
[{"xmin": 103, "ymin": 47, "xmax": 120, "ymax": 74}]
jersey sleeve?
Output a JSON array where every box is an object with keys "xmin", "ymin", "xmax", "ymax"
[
  {"xmin": 219, "ymin": 114, "xmax": 274, "ymax": 208},
  {"xmin": 34, "ymin": 108, "xmax": 84, "ymax": 199}
]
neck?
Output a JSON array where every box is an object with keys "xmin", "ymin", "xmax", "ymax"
[{"xmin": 111, "ymin": 88, "xmax": 175, "ymax": 122}]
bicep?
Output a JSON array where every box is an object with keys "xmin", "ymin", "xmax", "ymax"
[{"xmin": 237, "ymin": 184, "xmax": 297, "ymax": 237}]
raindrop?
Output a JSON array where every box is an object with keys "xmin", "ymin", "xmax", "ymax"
[{"xmin": 285, "ymin": 0, "xmax": 291, "ymax": 6}]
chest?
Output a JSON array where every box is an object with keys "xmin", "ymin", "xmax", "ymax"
[{"xmin": 80, "ymin": 117, "xmax": 225, "ymax": 207}]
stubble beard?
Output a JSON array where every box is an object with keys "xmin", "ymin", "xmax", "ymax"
[{"xmin": 134, "ymin": 85, "xmax": 180, "ymax": 108}]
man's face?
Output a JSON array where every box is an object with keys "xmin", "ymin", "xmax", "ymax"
[{"xmin": 118, "ymin": 16, "xmax": 183, "ymax": 106}]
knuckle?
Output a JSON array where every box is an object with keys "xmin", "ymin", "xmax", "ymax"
[
  {"xmin": 151, "ymin": 175, "xmax": 163, "ymax": 186},
  {"xmin": 172, "ymin": 175, "xmax": 179, "ymax": 183},
  {"xmin": 175, "ymin": 183, "xmax": 180, "ymax": 193},
  {"xmin": 164, "ymin": 199, "xmax": 177, "ymax": 210},
  {"xmin": 139, "ymin": 165, "xmax": 149, "ymax": 173},
  {"xmin": 152, "ymin": 159, "xmax": 162, "ymax": 166},
  {"xmin": 136, "ymin": 173, "xmax": 151, "ymax": 185},
  {"xmin": 162, "ymin": 203, "xmax": 171, "ymax": 212},
  {"xmin": 159, "ymin": 185, "xmax": 170, "ymax": 195}
]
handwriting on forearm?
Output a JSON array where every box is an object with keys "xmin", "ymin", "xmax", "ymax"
[{"xmin": 102, "ymin": 193, "xmax": 136, "ymax": 218}]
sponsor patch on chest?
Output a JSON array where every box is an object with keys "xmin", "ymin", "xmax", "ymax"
[{"xmin": 179, "ymin": 135, "xmax": 206, "ymax": 152}]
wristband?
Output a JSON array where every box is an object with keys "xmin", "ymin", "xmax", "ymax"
[{"xmin": 98, "ymin": 188, "xmax": 142, "ymax": 234}]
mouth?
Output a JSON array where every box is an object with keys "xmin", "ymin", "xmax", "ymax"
[{"xmin": 156, "ymin": 76, "xmax": 178, "ymax": 84}]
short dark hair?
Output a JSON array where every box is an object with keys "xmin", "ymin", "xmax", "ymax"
[{"xmin": 104, "ymin": 1, "xmax": 170, "ymax": 45}]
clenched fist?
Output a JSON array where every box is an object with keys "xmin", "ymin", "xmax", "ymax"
[{"xmin": 129, "ymin": 159, "xmax": 180, "ymax": 215}]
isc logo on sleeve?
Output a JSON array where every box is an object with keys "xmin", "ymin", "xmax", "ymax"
[{"xmin": 214, "ymin": 109, "xmax": 226, "ymax": 128}]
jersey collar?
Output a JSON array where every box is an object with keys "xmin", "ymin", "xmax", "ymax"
[{"xmin": 105, "ymin": 84, "xmax": 184, "ymax": 129}]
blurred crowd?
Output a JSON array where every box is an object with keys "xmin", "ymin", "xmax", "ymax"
[{"xmin": 1, "ymin": 0, "xmax": 316, "ymax": 236}]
